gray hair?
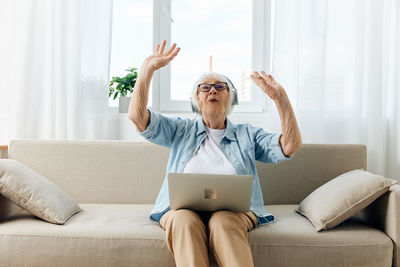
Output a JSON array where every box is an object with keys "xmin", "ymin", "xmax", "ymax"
[{"xmin": 190, "ymin": 72, "xmax": 236, "ymax": 116}]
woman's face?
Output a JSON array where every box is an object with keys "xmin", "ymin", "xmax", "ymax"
[{"xmin": 197, "ymin": 78, "xmax": 230, "ymax": 117}]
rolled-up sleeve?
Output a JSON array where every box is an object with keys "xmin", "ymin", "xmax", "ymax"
[
  {"xmin": 137, "ymin": 109, "xmax": 180, "ymax": 148},
  {"xmin": 251, "ymin": 125, "xmax": 293, "ymax": 163}
]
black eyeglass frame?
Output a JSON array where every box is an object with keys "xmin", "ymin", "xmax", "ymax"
[{"xmin": 197, "ymin": 82, "xmax": 228, "ymax": 92}]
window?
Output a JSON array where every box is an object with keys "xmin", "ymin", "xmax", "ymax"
[
  {"xmin": 110, "ymin": 0, "xmax": 272, "ymax": 113},
  {"xmin": 170, "ymin": 0, "xmax": 252, "ymax": 103},
  {"xmin": 109, "ymin": 0, "xmax": 153, "ymax": 108},
  {"xmin": 155, "ymin": 0, "xmax": 270, "ymax": 112}
]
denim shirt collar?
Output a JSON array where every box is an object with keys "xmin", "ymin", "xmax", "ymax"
[{"xmin": 195, "ymin": 115, "xmax": 237, "ymax": 142}]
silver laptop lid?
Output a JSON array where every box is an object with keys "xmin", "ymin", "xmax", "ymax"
[{"xmin": 168, "ymin": 173, "xmax": 252, "ymax": 212}]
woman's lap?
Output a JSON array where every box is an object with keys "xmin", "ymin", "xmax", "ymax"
[{"xmin": 159, "ymin": 209, "xmax": 257, "ymax": 232}]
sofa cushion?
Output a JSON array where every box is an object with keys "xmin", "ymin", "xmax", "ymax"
[
  {"xmin": 0, "ymin": 204, "xmax": 176, "ymax": 267},
  {"xmin": 0, "ymin": 159, "xmax": 82, "ymax": 224},
  {"xmin": 0, "ymin": 204, "xmax": 392, "ymax": 267},
  {"xmin": 253, "ymin": 205, "xmax": 392, "ymax": 266},
  {"xmin": 295, "ymin": 169, "xmax": 397, "ymax": 231}
]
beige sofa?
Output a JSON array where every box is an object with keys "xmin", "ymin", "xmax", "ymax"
[{"xmin": 0, "ymin": 139, "xmax": 398, "ymax": 267}]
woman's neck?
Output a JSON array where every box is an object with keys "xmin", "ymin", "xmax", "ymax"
[{"xmin": 202, "ymin": 113, "xmax": 226, "ymax": 129}]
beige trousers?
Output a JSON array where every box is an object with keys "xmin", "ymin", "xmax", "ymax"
[{"xmin": 159, "ymin": 209, "xmax": 258, "ymax": 267}]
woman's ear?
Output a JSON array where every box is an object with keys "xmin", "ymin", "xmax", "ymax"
[{"xmin": 190, "ymin": 94, "xmax": 201, "ymax": 114}]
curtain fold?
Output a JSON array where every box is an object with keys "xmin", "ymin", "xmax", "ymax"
[
  {"xmin": 7, "ymin": 0, "xmax": 113, "ymax": 140},
  {"xmin": 272, "ymin": 0, "xmax": 400, "ymax": 178}
]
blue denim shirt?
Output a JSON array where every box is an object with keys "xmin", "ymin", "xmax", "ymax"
[{"xmin": 138, "ymin": 109, "xmax": 292, "ymax": 227}]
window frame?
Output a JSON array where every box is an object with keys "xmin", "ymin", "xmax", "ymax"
[{"xmin": 151, "ymin": 0, "xmax": 273, "ymax": 113}]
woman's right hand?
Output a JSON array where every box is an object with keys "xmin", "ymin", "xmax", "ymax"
[{"xmin": 145, "ymin": 40, "xmax": 180, "ymax": 71}]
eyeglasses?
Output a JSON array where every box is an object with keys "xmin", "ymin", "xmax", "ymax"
[{"xmin": 197, "ymin": 82, "xmax": 228, "ymax": 92}]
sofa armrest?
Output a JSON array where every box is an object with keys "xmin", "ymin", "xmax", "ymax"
[
  {"xmin": 360, "ymin": 184, "xmax": 400, "ymax": 267},
  {"xmin": 0, "ymin": 145, "xmax": 7, "ymax": 159}
]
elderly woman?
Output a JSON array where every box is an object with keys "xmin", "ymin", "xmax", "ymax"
[{"xmin": 128, "ymin": 40, "xmax": 302, "ymax": 267}]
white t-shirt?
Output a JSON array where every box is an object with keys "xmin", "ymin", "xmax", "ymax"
[{"xmin": 183, "ymin": 126, "xmax": 237, "ymax": 175}]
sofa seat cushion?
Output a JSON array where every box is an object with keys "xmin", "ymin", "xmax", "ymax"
[
  {"xmin": 252, "ymin": 205, "xmax": 393, "ymax": 267},
  {"xmin": 0, "ymin": 204, "xmax": 176, "ymax": 267},
  {"xmin": 0, "ymin": 204, "xmax": 393, "ymax": 267}
]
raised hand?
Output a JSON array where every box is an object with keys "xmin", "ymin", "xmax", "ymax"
[
  {"xmin": 250, "ymin": 71, "xmax": 286, "ymax": 102},
  {"xmin": 145, "ymin": 40, "xmax": 180, "ymax": 71}
]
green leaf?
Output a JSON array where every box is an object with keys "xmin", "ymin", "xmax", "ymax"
[
  {"xmin": 126, "ymin": 67, "xmax": 138, "ymax": 72},
  {"xmin": 113, "ymin": 77, "xmax": 122, "ymax": 83},
  {"xmin": 125, "ymin": 73, "xmax": 134, "ymax": 79},
  {"xmin": 109, "ymin": 67, "xmax": 139, "ymax": 98}
]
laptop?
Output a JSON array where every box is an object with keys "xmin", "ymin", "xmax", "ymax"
[{"xmin": 168, "ymin": 173, "xmax": 252, "ymax": 212}]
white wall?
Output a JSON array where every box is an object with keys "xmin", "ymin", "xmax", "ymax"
[
  {"xmin": 0, "ymin": 94, "xmax": 8, "ymax": 145},
  {"xmin": 0, "ymin": 0, "xmax": 12, "ymax": 146}
]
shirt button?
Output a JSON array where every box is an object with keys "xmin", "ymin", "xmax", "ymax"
[
  {"xmin": 181, "ymin": 161, "xmax": 185, "ymax": 164},
  {"xmin": 192, "ymin": 148, "xmax": 195, "ymax": 151}
]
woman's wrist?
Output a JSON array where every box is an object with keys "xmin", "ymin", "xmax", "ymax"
[
  {"xmin": 273, "ymin": 90, "xmax": 289, "ymax": 107},
  {"xmin": 137, "ymin": 63, "xmax": 155, "ymax": 84},
  {"xmin": 141, "ymin": 61, "xmax": 156, "ymax": 74}
]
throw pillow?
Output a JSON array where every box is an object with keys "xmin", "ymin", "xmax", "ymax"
[
  {"xmin": 0, "ymin": 159, "xmax": 82, "ymax": 224},
  {"xmin": 296, "ymin": 169, "xmax": 397, "ymax": 231},
  {"xmin": 0, "ymin": 194, "xmax": 25, "ymax": 220}
]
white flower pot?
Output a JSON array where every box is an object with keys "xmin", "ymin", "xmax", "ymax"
[{"xmin": 119, "ymin": 97, "xmax": 131, "ymax": 113}]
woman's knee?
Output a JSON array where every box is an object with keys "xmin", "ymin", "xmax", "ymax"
[
  {"xmin": 209, "ymin": 210, "xmax": 255, "ymax": 233},
  {"xmin": 169, "ymin": 209, "xmax": 206, "ymax": 232},
  {"xmin": 208, "ymin": 210, "xmax": 238, "ymax": 231}
]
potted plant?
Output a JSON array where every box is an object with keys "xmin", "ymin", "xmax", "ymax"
[{"xmin": 109, "ymin": 67, "xmax": 138, "ymax": 113}]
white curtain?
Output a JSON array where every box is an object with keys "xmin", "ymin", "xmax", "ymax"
[
  {"xmin": 5, "ymin": 0, "xmax": 113, "ymax": 140},
  {"xmin": 270, "ymin": 0, "xmax": 400, "ymax": 178}
]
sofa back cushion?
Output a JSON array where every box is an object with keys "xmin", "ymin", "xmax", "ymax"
[
  {"xmin": 257, "ymin": 144, "xmax": 367, "ymax": 204},
  {"xmin": 9, "ymin": 140, "xmax": 170, "ymax": 204},
  {"xmin": 9, "ymin": 140, "xmax": 366, "ymax": 205}
]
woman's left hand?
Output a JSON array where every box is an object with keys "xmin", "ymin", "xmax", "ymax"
[{"xmin": 250, "ymin": 71, "xmax": 286, "ymax": 102}]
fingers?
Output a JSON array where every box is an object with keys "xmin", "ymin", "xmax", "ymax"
[
  {"xmin": 252, "ymin": 71, "xmax": 266, "ymax": 80},
  {"xmin": 165, "ymin": 43, "xmax": 177, "ymax": 57},
  {"xmin": 154, "ymin": 40, "xmax": 180, "ymax": 58},
  {"xmin": 159, "ymin": 40, "xmax": 167, "ymax": 54},
  {"xmin": 250, "ymin": 71, "xmax": 264, "ymax": 85},
  {"xmin": 260, "ymin": 71, "xmax": 269, "ymax": 80},
  {"xmin": 168, "ymin": 47, "xmax": 180, "ymax": 60},
  {"xmin": 261, "ymin": 71, "xmax": 276, "ymax": 83},
  {"xmin": 250, "ymin": 71, "xmax": 259, "ymax": 79},
  {"xmin": 164, "ymin": 42, "xmax": 180, "ymax": 61},
  {"xmin": 154, "ymin": 43, "xmax": 160, "ymax": 55},
  {"xmin": 154, "ymin": 40, "xmax": 166, "ymax": 55},
  {"xmin": 250, "ymin": 72, "xmax": 266, "ymax": 88},
  {"xmin": 249, "ymin": 74, "xmax": 259, "ymax": 83},
  {"xmin": 251, "ymin": 71, "xmax": 275, "ymax": 83}
]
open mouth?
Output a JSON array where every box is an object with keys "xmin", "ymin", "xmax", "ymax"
[{"xmin": 209, "ymin": 99, "xmax": 218, "ymax": 102}]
